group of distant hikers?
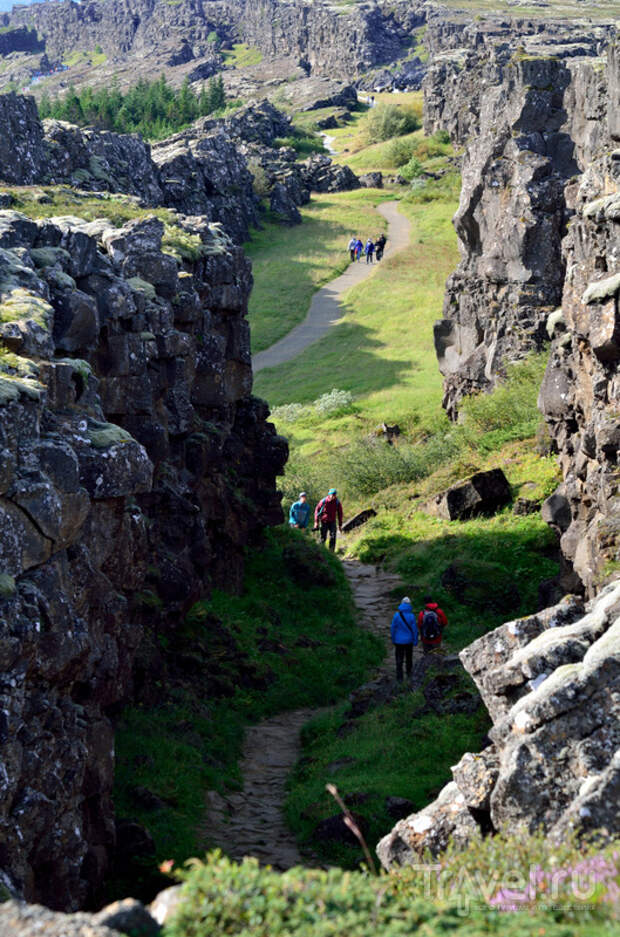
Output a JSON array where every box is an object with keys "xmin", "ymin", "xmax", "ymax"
[
  {"xmin": 289, "ymin": 490, "xmax": 447, "ymax": 676},
  {"xmin": 347, "ymin": 233, "xmax": 387, "ymax": 264}
]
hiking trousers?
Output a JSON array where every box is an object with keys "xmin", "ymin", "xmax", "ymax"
[
  {"xmin": 395, "ymin": 644, "xmax": 413, "ymax": 681},
  {"xmin": 350, "ymin": 249, "xmax": 356, "ymax": 261},
  {"xmin": 320, "ymin": 519, "xmax": 338, "ymax": 551}
]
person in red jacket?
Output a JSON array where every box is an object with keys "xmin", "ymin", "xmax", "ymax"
[
  {"xmin": 314, "ymin": 487, "xmax": 343, "ymax": 551},
  {"xmin": 418, "ymin": 594, "xmax": 447, "ymax": 652}
]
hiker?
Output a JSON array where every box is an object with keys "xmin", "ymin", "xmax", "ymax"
[
  {"xmin": 355, "ymin": 237, "xmax": 364, "ymax": 261},
  {"xmin": 313, "ymin": 487, "xmax": 343, "ymax": 551},
  {"xmin": 418, "ymin": 594, "xmax": 447, "ymax": 652},
  {"xmin": 390, "ymin": 596, "xmax": 418, "ymax": 682},
  {"xmin": 375, "ymin": 233, "xmax": 387, "ymax": 261},
  {"xmin": 365, "ymin": 238, "xmax": 375, "ymax": 263},
  {"xmin": 289, "ymin": 491, "xmax": 311, "ymax": 530},
  {"xmin": 348, "ymin": 236, "xmax": 358, "ymax": 262}
]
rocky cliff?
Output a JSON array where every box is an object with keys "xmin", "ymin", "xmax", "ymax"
[
  {"xmin": 378, "ymin": 579, "xmax": 620, "ymax": 868},
  {"xmin": 4, "ymin": 0, "xmax": 425, "ymax": 81},
  {"xmin": 427, "ymin": 17, "xmax": 619, "ymax": 595},
  {"xmin": 0, "ymin": 93, "xmax": 356, "ymax": 244},
  {"xmin": 539, "ymin": 49, "xmax": 620, "ymax": 596},
  {"xmin": 0, "ymin": 84, "xmax": 294, "ymax": 907}
]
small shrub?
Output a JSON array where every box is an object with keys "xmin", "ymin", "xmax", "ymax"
[
  {"xmin": 365, "ymin": 102, "xmax": 420, "ymax": 143},
  {"xmin": 314, "ymin": 388, "xmax": 354, "ymax": 416},
  {"xmin": 459, "ymin": 353, "xmax": 548, "ymax": 444},
  {"xmin": 336, "ymin": 432, "xmax": 460, "ymax": 496},
  {"xmin": 163, "ymin": 848, "xmax": 618, "ymax": 937},
  {"xmin": 386, "ymin": 137, "xmax": 415, "ymax": 167},
  {"xmin": 400, "ymin": 155, "xmax": 423, "ymax": 181},
  {"xmin": 435, "ymin": 128, "xmax": 451, "ymax": 144},
  {"xmin": 270, "ymin": 402, "xmax": 304, "ymax": 423},
  {"xmin": 273, "ymin": 134, "xmax": 325, "ymax": 157},
  {"xmin": 247, "ymin": 158, "xmax": 272, "ymax": 199}
]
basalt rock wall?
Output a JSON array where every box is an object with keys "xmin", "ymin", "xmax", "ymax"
[
  {"xmin": 0, "ymin": 87, "xmax": 289, "ymax": 908},
  {"xmin": 4, "ymin": 0, "xmax": 425, "ymax": 80},
  {"xmin": 427, "ymin": 17, "xmax": 619, "ymax": 593},
  {"xmin": 538, "ymin": 50, "xmax": 620, "ymax": 595}
]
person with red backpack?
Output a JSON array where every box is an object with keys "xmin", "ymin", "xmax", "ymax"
[
  {"xmin": 418, "ymin": 594, "xmax": 447, "ymax": 652},
  {"xmin": 313, "ymin": 487, "xmax": 343, "ymax": 551}
]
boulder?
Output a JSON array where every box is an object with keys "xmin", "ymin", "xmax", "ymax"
[
  {"xmin": 359, "ymin": 171, "xmax": 383, "ymax": 189},
  {"xmin": 342, "ymin": 509, "xmax": 377, "ymax": 533},
  {"xmin": 377, "ymin": 781, "xmax": 481, "ymax": 869},
  {"xmin": 429, "ymin": 468, "xmax": 512, "ymax": 520}
]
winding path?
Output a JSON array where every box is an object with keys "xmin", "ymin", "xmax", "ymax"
[
  {"xmin": 252, "ymin": 201, "xmax": 411, "ymax": 373},
  {"xmin": 200, "ymin": 561, "xmax": 422, "ymax": 869}
]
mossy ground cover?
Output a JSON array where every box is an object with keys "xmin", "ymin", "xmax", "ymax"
[
  {"xmin": 112, "ymin": 529, "xmax": 383, "ymax": 896},
  {"xmin": 246, "ymin": 188, "xmax": 390, "ymax": 353}
]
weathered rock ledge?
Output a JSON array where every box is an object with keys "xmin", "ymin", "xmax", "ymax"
[
  {"xmin": 378, "ymin": 579, "xmax": 620, "ymax": 868},
  {"xmin": 0, "ymin": 199, "xmax": 287, "ymax": 909}
]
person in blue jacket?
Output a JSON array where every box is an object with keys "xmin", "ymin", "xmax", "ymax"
[
  {"xmin": 390, "ymin": 596, "xmax": 419, "ymax": 682},
  {"xmin": 289, "ymin": 492, "xmax": 311, "ymax": 530}
]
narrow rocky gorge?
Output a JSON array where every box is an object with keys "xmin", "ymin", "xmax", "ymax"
[{"xmin": 0, "ymin": 0, "xmax": 618, "ymax": 926}]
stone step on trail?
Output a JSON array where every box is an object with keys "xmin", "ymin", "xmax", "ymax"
[{"xmin": 200, "ymin": 561, "xmax": 423, "ymax": 869}]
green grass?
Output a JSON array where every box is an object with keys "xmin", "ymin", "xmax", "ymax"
[
  {"xmin": 287, "ymin": 681, "xmax": 490, "ymax": 868},
  {"xmin": 254, "ymin": 177, "xmax": 460, "ymax": 436},
  {"xmin": 246, "ymin": 189, "xmax": 389, "ymax": 353},
  {"xmin": 438, "ymin": 0, "xmax": 620, "ymax": 16},
  {"xmin": 62, "ymin": 47, "xmax": 107, "ymax": 67},
  {"xmin": 222, "ymin": 43, "xmax": 263, "ymax": 67},
  {"xmin": 112, "ymin": 529, "xmax": 383, "ymax": 895}
]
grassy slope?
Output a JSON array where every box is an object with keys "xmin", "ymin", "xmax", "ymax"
[
  {"xmin": 254, "ymin": 178, "xmax": 460, "ymax": 442},
  {"xmin": 246, "ymin": 189, "xmax": 389, "ymax": 353}
]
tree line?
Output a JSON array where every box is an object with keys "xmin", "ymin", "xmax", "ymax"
[{"xmin": 38, "ymin": 74, "xmax": 227, "ymax": 140}]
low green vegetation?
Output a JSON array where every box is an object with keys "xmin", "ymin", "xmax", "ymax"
[
  {"xmin": 222, "ymin": 43, "xmax": 264, "ymax": 67},
  {"xmin": 112, "ymin": 529, "xmax": 382, "ymax": 893},
  {"xmin": 273, "ymin": 131, "xmax": 325, "ymax": 157},
  {"xmin": 62, "ymin": 46, "xmax": 108, "ymax": 68},
  {"xmin": 439, "ymin": 0, "xmax": 620, "ymax": 17},
  {"xmin": 163, "ymin": 838, "xmax": 619, "ymax": 937},
  {"xmin": 287, "ymin": 679, "xmax": 490, "ymax": 868},
  {"xmin": 1, "ymin": 186, "xmax": 225, "ymax": 262},
  {"xmin": 365, "ymin": 100, "xmax": 421, "ymax": 143},
  {"xmin": 39, "ymin": 74, "xmax": 229, "ymax": 140},
  {"xmin": 246, "ymin": 188, "xmax": 389, "ymax": 353}
]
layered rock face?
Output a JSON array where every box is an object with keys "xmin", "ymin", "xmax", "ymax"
[
  {"xmin": 427, "ymin": 17, "xmax": 619, "ymax": 593},
  {"xmin": 5, "ymin": 0, "xmax": 424, "ymax": 80},
  {"xmin": 0, "ymin": 203, "xmax": 286, "ymax": 905},
  {"xmin": 378, "ymin": 580, "xmax": 620, "ymax": 868},
  {"xmin": 428, "ymin": 19, "xmax": 613, "ymax": 419},
  {"xmin": 539, "ymin": 51, "xmax": 620, "ymax": 595},
  {"xmin": 5, "ymin": 97, "xmax": 357, "ymax": 244}
]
